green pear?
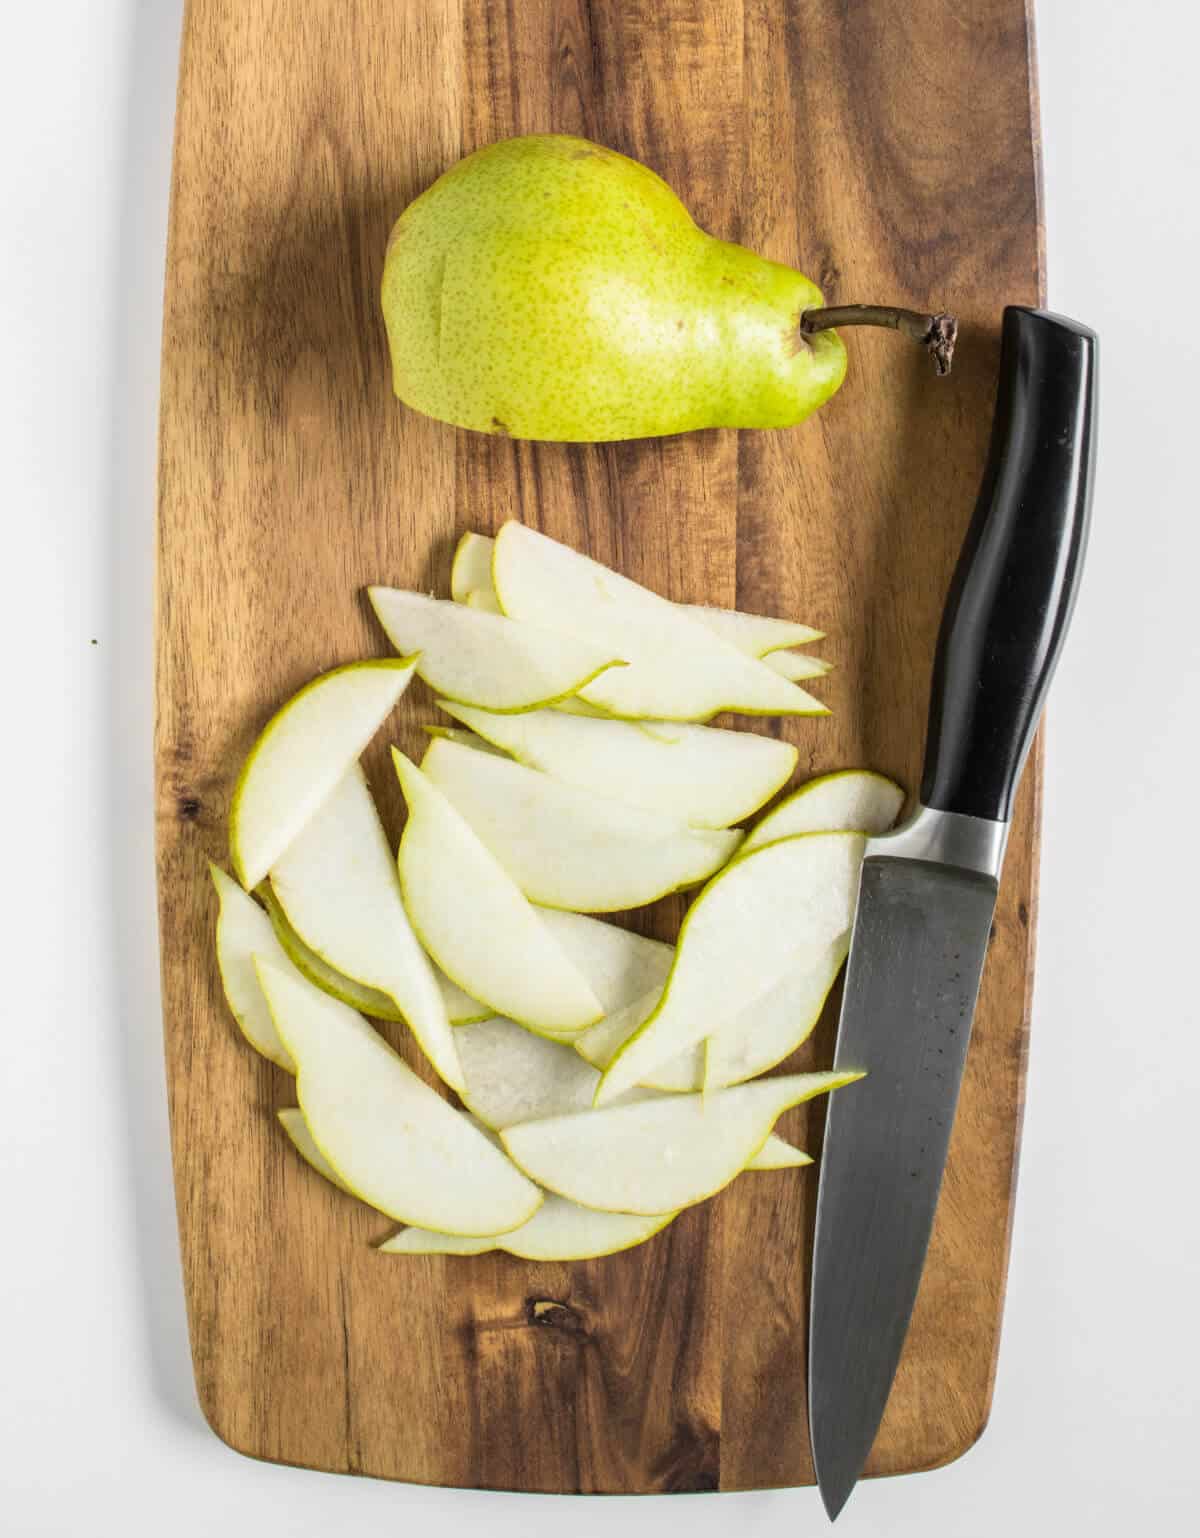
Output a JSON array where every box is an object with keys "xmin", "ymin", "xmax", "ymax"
[{"xmin": 381, "ymin": 134, "xmax": 848, "ymax": 441}]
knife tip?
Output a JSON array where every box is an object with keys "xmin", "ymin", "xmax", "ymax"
[{"xmin": 817, "ymin": 1468, "xmax": 857, "ymax": 1523}]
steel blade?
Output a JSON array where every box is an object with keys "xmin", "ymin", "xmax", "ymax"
[{"xmin": 808, "ymin": 855, "xmax": 998, "ymax": 1520}]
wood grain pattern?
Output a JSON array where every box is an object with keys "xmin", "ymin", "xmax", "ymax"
[{"xmin": 156, "ymin": 0, "xmax": 1043, "ymax": 1492}]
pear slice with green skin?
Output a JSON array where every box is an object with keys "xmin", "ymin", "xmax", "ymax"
[
  {"xmin": 680, "ymin": 605, "xmax": 824, "ymax": 656},
  {"xmin": 491, "ymin": 523, "xmax": 827, "ymax": 722},
  {"xmin": 368, "ymin": 587, "xmax": 623, "ymax": 713},
  {"xmin": 392, "ymin": 749, "xmax": 604, "ymax": 1033},
  {"xmin": 764, "ymin": 651, "xmax": 833, "ymax": 682},
  {"xmin": 256, "ymin": 960, "xmax": 541, "ymax": 1235},
  {"xmin": 455, "ymin": 531, "xmax": 823, "ymax": 657},
  {"xmin": 420, "ymin": 735, "xmax": 742, "ymax": 912},
  {"xmin": 741, "ymin": 769, "xmax": 905, "ymax": 856},
  {"xmin": 230, "ymin": 658, "xmax": 417, "ymax": 891},
  {"xmin": 502, "ymin": 1071, "xmax": 862, "ymax": 1215},
  {"xmin": 421, "ymin": 724, "xmax": 508, "ymax": 755},
  {"xmin": 259, "ymin": 881, "xmax": 487, "ymax": 1026},
  {"xmin": 450, "ymin": 530, "xmax": 495, "ymax": 604},
  {"xmin": 209, "ymin": 864, "xmax": 297, "ymax": 1072},
  {"xmin": 438, "ymin": 700, "xmax": 798, "ymax": 830},
  {"xmin": 574, "ymin": 987, "xmax": 704, "ymax": 1092},
  {"xmin": 270, "ymin": 762, "xmax": 464, "ymax": 1091},
  {"xmin": 455, "ymin": 1015, "xmax": 804, "ymax": 1176},
  {"xmin": 277, "ymin": 1107, "xmax": 358, "ymax": 1197},
  {"xmin": 380, "ymin": 1197, "xmax": 677, "ymax": 1261},
  {"xmin": 596, "ymin": 832, "xmax": 866, "ymax": 1105}
]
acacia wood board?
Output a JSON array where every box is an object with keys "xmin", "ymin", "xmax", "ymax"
[{"xmin": 155, "ymin": 0, "xmax": 1044, "ymax": 1493}]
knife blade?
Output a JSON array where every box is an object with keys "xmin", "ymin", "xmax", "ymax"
[{"xmin": 808, "ymin": 307, "xmax": 1098, "ymax": 1521}]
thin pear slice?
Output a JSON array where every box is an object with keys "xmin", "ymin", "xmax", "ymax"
[
  {"xmin": 368, "ymin": 587, "xmax": 622, "ymax": 712},
  {"xmin": 534, "ymin": 909, "xmax": 674, "ymax": 1013},
  {"xmin": 597, "ymin": 833, "xmax": 866, "ymax": 1104},
  {"xmin": 457, "ymin": 531, "xmax": 822, "ymax": 658},
  {"xmin": 277, "ymin": 1107, "xmax": 358, "ymax": 1197},
  {"xmin": 257, "ymin": 961, "xmax": 541, "ymax": 1235},
  {"xmin": 574, "ymin": 988, "xmax": 705, "ymax": 1092},
  {"xmin": 393, "ymin": 749, "xmax": 603, "ymax": 1033},
  {"xmin": 422, "ymin": 724, "xmax": 508, "ymax": 756},
  {"xmin": 465, "ymin": 589, "xmax": 504, "ymax": 615},
  {"xmin": 704, "ymin": 937, "xmax": 851, "ymax": 1091},
  {"xmin": 260, "ymin": 881, "xmax": 486, "ymax": 1025},
  {"xmin": 764, "ymin": 651, "xmax": 833, "ymax": 682},
  {"xmin": 439, "ymin": 701, "xmax": 797, "ymax": 829},
  {"xmin": 269, "ymin": 763, "xmax": 463, "ymax": 1091},
  {"xmin": 750, "ymin": 1134, "xmax": 814, "ymax": 1170},
  {"xmin": 682, "ymin": 604, "xmax": 824, "ymax": 655},
  {"xmin": 209, "ymin": 864, "xmax": 296, "ymax": 1072},
  {"xmin": 450, "ymin": 530, "xmax": 495, "ymax": 604},
  {"xmin": 421, "ymin": 736, "xmax": 741, "ymax": 911},
  {"xmin": 230, "ymin": 659, "xmax": 416, "ymax": 890},
  {"xmin": 491, "ymin": 523, "xmax": 827, "ymax": 721},
  {"xmin": 502, "ymin": 1072, "xmax": 862, "ymax": 1215},
  {"xmin": 381, "ymin": 1196, "xmax": 676, "ymax": 1260},
  {"xmin": 742, "ymin": 769, "xmax": 905, "ymax": 855}
]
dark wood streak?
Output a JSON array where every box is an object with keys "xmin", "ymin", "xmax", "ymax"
[{"xmin": 156, "ymin": 0, "xmax": 1042, "ymax": 1494}]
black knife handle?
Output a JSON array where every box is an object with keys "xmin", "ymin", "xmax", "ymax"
[{"xmin": 920, "ymin": 307, "xmax": 1098, "ymax": 824}]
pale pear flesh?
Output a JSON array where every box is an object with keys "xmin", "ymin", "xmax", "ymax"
[
  {"xmin": 502, "ymin": 1072, "xmax": 862, "ymax": 1215},
  {"xmin": 257, "ymin": 961, "xmax": 541, "ymax": 1235},
  {"xmin": 741, "ymin": 769, "xmax": 905, "ymax": 855},
  {"xmin": 532, "ymin": 908, "xmax": 674, "ymax": 1015},
  {"xmin": 764, "ymin": 650, "xmax": 833, "ymax": 682},
  {"xmin": 269, "ymin": 763, "xmax": 464, "ymax": 1091},
  {"xmin": 573, "ymin": 987, "xmax": 706, "ymax": 1092},
  {"xmin": 230, "ymin": 659, "xmax": 416, "ymax": 891},
  {"xmin": 261, "ymin": 881, "xmax": 486, "ymax": 1026},
  {"xmin": 381, "ymin": 1196, "xmax": 677, "ymax": 1261},
  {"xmin": 277, "ymin": 1107, "xmax": 357, "ymax": 1197},
  {"xmin": 597, "ymin": 832, "xmax": 866, "ymax": 1104},
  {"xmin": 368, "ymin": 587, "xmax": 623, "ymax": 712},
  {"xmin": 492, "ymin": 523, "xmax": 827, "ymax": 721},
  {"xmin": 439, "ymin": 699, "xmax": 797, "ymax": 829},
  {"xmin": 392, "ymin": 749, "xmax": 604, "ymax": 1033},
  {"xmin": 421, "ymin": 735, "xmax": 742, "ymax": 912},
  {"xmin": 450, "ymin": 531, "xmax": 495, "ymax": 604},
  {"xmin": 209, "ymin": 864, "xmax": 296, "ymax": 1072}
]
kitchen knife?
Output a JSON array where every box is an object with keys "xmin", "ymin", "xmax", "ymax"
[{"xmin": 808, "ymin": 306, "xmax": 1098, "ymax": 1521}]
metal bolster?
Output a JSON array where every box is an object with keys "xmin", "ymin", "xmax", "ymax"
[{"xmin": 865, "ymin": 804, "xmax": 1010, "ymax": 881}]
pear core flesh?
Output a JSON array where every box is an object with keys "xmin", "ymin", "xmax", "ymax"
[{"xmin": 381, "ymin": 134, "xmax": 847, "ymax": 442}]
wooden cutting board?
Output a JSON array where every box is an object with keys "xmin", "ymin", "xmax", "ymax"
[{"xmin": 155, "ymin": 0, "xmax": 1043, "ymax": 1493}]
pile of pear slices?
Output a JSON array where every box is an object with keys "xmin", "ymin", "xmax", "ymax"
[{"xmin": 209, "ymin": 522, "xmax": 904, "ymax": 1261}]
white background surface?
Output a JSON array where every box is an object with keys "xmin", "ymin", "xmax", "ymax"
[{"xmin": 3, "ymin": 2, "xmax": 1196, "ymax": 1531}]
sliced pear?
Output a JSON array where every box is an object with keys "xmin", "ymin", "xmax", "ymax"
[
  {"xmin": 260, "ymin": 881, "xmax": 486, "ymax": 1026},
  {"xmin": 393, "ymin": 749, "xmax": 603, "ymax": 1033},
  {"xmin": 764, "ymin": 651, "xmax": 833, "ymax": 682},
  {"xmin": 742, "ymin": 769, "xmax": 905, "ymax": 855},
  {"xmin": 269, "ymin": 763, "xmax": 464, "ymax": 1091},
  {"xmin": 749, "ymin": 1134, "xmax": 814, "ymax": 1171},
  {"xmin": 596, "ymin": 833, "xmax": 866, "ymax": 1104},
  {"xmin": 439, "ymin": 701, "xmax": 797, "ymax": 830},
  {"xmin": 491, "ymin": 523, "xmax": 826, "ymax": 721},
  {"xmin": 381, "ymin": 1196, "xmax": 676, "ymax": 1260},
  {"xmin": 209, "ymin": 864, "xmax": 297, "ymax": 1071},
  {"xmin": 465, "ymin": 589, "xmax": 504, "ymax": 615},
  {"xmin": 682, "ymin": 605, "xmax": 824, "ymax": 655},
  {"xmin": 502, "ymin": 1072, "xmax": 861, "ymax": 1215},
  {"xmin": 704, "ymin": 936, "xmax": 850, "ymax": 1090},
  {"xmin": 457, "ymin": 531, "xmax": 822, "ymax": 660},
  {"xmin": 534, "ymin": 909, "xmax": 673, "ymax": 1013},
  {"xmin": 368, "ymin": 587, "xmax": 623, "ymax": 712},
  {"xmin": 230, "ymin": 659, "xmax": 416, "ymax": 890},
  {"xmin": 421, "ymin": 736, "xmax": 741, "ymax": 911},
  {"xmin": 421, "ymin": 724, "xmax": 508, "ymax": 755},
  {"xmin": 574, "ymin": 988, "xmax": 705, "ymax": 1092},
  {"xmin": 257, "ymin": 961, "xmax": 541, "ymax": 1234},
  {"xmin": 450, "ymin": 530, "xmax": 496, "ymax": 604},
  {"xmin": 277, "ymin": 1107, "xmax": 357, "ymax": 1196}
]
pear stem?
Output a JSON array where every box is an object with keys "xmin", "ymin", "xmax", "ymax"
[{"xmin": 799, "ymin": 305, "xmax": 958, "ymax": 376}]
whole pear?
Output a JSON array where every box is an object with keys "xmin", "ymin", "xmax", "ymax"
[{"xmin": 381, "ymin": 134, "xmax": 848, "ymax": 441}]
